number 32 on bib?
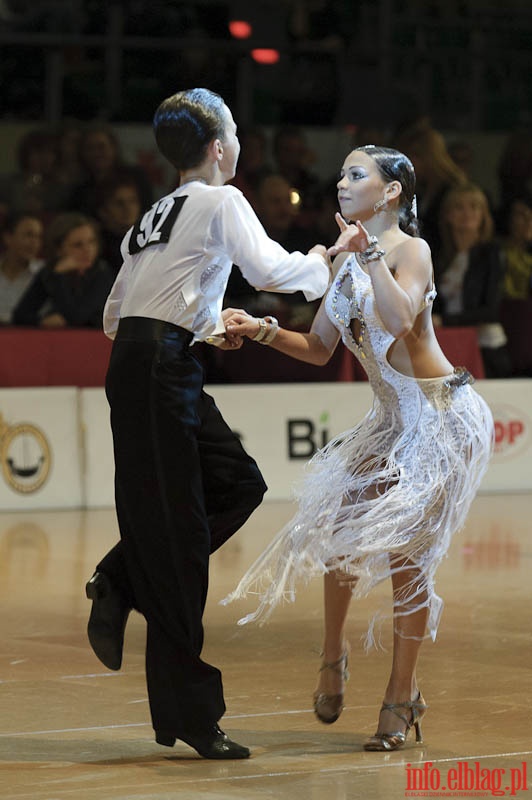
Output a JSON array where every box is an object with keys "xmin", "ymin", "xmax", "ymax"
[{"xmin": 129, "ymin": 195, "xmax": 187, "ymax": 254}]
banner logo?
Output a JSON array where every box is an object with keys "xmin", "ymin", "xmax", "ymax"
[
  {"xmin": 0, "ymin": 413, "xmax": 52, "ymax": 494},
  {"xmin": 492, "ymin": 403, "xmax": 531, "ymax": 461},
  {"xmin": 287, "ymin": 412, "xmax": 331, "ymax": 459}
]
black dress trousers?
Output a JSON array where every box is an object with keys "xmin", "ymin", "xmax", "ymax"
[{"xmin": 101, "ymin": 317, "xmax": 266, "ymax": 735}]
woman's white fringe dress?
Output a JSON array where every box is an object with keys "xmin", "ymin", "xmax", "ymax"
[{"xmin": 223, "ymin": 255, "xmax": 494, "ymax": 648}]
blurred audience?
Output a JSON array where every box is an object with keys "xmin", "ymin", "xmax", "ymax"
[
  {"xmin": 272, "ymin": 125, "xmax": 322, "ymax": 233},
  {"xmin": 55, "ymin": 119, "xmax": 84, "ymax": 190},
  {"xmin": 69, "ymin": 122, "xmax": 153, "ymax": 217},
  {"xmin": 500, "ymin": 193, "xmax": 532, "ymax": 300},
  {"xmin": 0, "ymin": 127, "xmax": 70, "ymax": 222},
  {"xmin": 0, "ymin": 212, "xmax": 44, "ymax": 324},
  {"xmin": 224, "ymin": 173, "xmax": 318, "ymax": 325},
  {"xmin": 315, "ymin": 177, "xmax": 342, "ymax": 247},
  {"xmin": 94, "ymin": 175, "xmax": 142, "ymax": 275},
  {"xmin": 12, "ymin": 212, "xmax": 114, "ymax": 329},
  {"xmin": 448, "ymin": 138, "xmax": 475, "ymax": 180},
  {"xmin": 2, "ymin": 111, "xmax": 530, "ymax": 382},
  {"xmin": 448, "ymin": 136, "xmax": 496, "ymax": 215},
  {"xmin": 435, "ymin": 183, "xmax": 511, "ymax": 379},
  {"xmin": 254, "ymin": 173, "xmax": 316, "ymax": 252},
  {"xmin": 394, "ymin": 118, "xmax": 468, "ymax": 265},
  {"xmin": 230, "ymin": 127, "xmax": 272, "ymax": 206}
]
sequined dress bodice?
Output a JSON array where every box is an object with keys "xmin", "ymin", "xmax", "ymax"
[{"xmin": 325, "ymin": 255, "xmax": 437, "ymax": 408}]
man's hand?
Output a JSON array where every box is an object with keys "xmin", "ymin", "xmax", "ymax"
[{"xmin": 223, "ymin": 307, "xmax": 262, "ymax": 342}]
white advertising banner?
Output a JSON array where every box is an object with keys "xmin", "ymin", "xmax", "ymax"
[
  {"xmin": 79, "ymin": 388, "xmax": 115, "ymax": 508},
  {"xmin": 211, "ymin": 380, "xmax": 532, "ymax": 498},
  {"xmin": 1, "ymin": 380, "xmax": 530, "ymax": 511},
  {"xmin": 0, "ymin": 388, "xmax": 82, "ymax": 510},
  {"xmin": 210, "ymin": 383, "xmax": 374, "ymax": 501},
  {"xmin": 80, "ymin": 379, "xmax": 532, "ymax": 506},
  {"xmin": 475, "ymin": 379, "xmax": 532, "ymax": 493}
]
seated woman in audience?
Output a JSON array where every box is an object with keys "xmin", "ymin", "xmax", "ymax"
[
  {"xmin": 435, "ymin": 183, "xmax": 511, "ymax": 378},
  {"xmin": 501, "ymin": 193, "xmax": 532, "ymax": 300},
  {"xmin": 0, "ymin": 212, "xmax": 44, "ymax": 324},
  {"xmin": 12, "ymin": 212, "xmax": 114, "ymax": 329}
]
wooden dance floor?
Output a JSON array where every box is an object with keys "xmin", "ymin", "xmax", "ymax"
[{"xmin": 1, "ymin": 494, "xmax": 531, "ymax": 800}]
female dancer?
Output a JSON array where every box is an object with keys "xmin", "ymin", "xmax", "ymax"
[{"xmin": 223, "ymin": 146, "xmax": 493, "ymax": 751}]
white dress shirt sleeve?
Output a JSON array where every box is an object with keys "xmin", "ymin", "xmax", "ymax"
[
  {"xmin": 214, "ymin": 190, "xmax": 330, "ymax": 301},
  {"xmin": 103, "ymin": 265, "xmax": 128, "ymax": 339}
]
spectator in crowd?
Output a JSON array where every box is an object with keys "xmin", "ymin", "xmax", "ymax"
[
  {"xmin": 435, "ymin": 183, "xmax": 511, "ymax": 378},
  {"xmin": 0, "ymin": 212, "xmax": 43, "ymax": 324},
  {"xmin": 94, "ymin": 175, "xmax": 143, "ymax": 275},
  {"xmin": 229, "ymin": 126, "xmax": 272, "ymax": 206},
  {"xmin": 272, "ymin": 125, "xmax": 322, "ymax": 232},
  {"xmin": 12, "ymin": 212, "xmax": 114, "ymax": 329},
  {"xmin": 394, "ymin": 118, "xmax": 467, "ymax": 265},
  {"xmin": 254, "ymin": 173, "xmax": 316, "ymax": 252},
  {"xmin": 224, "ymin": 173, "xmax": 317, "ymax": 325},
  {"xmin": 69, "ymin": 122, "xmax": 153, "ymax": 217},
  {"xmin": 501, "ymin": 193, "xmax": 532, "ymax": 300},
  {"xmin": 0, "ymin": 128, "xmax": 70, "ymax": 222}
]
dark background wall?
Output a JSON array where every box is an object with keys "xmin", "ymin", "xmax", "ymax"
[{"xmin": 1, "ymin": 0, "xmax": 531, "ymax": 131}]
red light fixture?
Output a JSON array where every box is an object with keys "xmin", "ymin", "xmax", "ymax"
[
  {"xmin": 229, "ymin": 20, "xmax": 252, "ymax": 39},
  {"xmin": 251, "ymin": 48, "xmax": 280, "ymax": 65}
]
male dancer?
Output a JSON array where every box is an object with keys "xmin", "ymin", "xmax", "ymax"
[{"xmin": 85, "ymin": 88, "xmax": 330, "ymax": 759}]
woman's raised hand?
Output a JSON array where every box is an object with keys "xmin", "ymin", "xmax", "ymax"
[{"xmin": 327, "ymin": 214, "xmax": 373, "ymax": 257}]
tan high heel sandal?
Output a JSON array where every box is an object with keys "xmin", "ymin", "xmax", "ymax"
[
  {"xmin": 364, "ymin": 691, "xmax": 428, "ymax": 751},
  {"xmin": 312, "ymin": 650, "xmax": 350, "ymax": 724}
]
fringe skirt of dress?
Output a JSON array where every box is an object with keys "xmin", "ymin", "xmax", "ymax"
[{"xmin": 222, "ymin": 380, "xmax": 493, "ymax": 649}]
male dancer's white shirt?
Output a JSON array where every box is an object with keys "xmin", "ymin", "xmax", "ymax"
[{"xmin": 103, "ymin": 181, "xmax": 329, "ymax": 343}]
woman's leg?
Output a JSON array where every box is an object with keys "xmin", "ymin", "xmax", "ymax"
[
  {"xmin": 314, "ymin": 570, "xmax": 353, "ymax": 697},
  {"xmin": 375, "ymin": 557, "xmax": 429, "ymax": 735}
]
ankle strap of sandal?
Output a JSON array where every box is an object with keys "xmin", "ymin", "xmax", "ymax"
[
  {"xmin": 319, "ymin": 651, "xmax": 349, "ymax": 679},
  {"xmin": 381, "ymin": 696, "xmax": 428, "ymax": 726}
]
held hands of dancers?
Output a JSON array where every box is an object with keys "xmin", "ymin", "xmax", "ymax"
[
  {"xmin": 205, "ymin": 308, "xmax": 246, "ymax": 350},
  {"xmin": 224, "ymin": 307, "xmax": 280, "ymax": 346}
]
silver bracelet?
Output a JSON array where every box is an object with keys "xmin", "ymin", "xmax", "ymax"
[
  {"xmin": 359, "ymin": 236, "xmax": 386, "ymax": 265},
  {"xmin": 362, "ymin": 248, "xmax": 386, "ymax": 264},
  {"xmin": 252, "ymin": 317, "xmax": 268, "ymax": 342},
  {"xmin": 259, "ymin": 316, "xmax": 279, "ymax": 345}
]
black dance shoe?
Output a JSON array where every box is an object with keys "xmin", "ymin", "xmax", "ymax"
[
  {"xmin": 155, "ymin": 724, "xmax": 251, "ymax": 759},
  {"xmin": 86, "ymin": 571, "xmax": 130, "ymax": 671}
]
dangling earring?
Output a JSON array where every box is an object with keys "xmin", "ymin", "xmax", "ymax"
[{"xmin": 374, "ymin": 198, "xmax": 387, "ymax": 212}]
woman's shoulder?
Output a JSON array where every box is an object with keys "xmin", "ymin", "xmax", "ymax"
[{"xmin": 390, "ymin": 235, "xmax": 432, "ymax": 268}]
